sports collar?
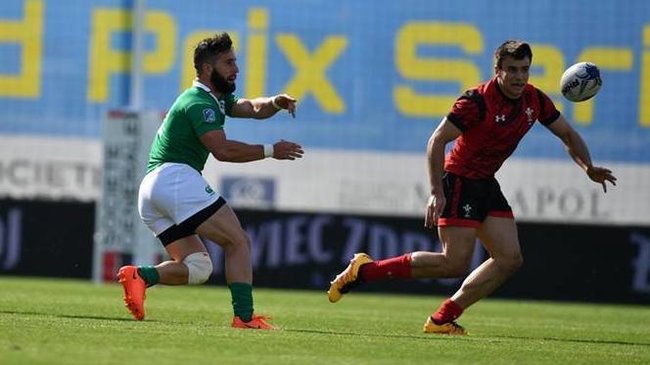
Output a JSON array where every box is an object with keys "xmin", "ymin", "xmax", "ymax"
[
  {"xmin": 192, "ymin": 79, "xmax": 212, "ymax": 93},
  {"xmin": 493, "ymin": 77, "xmax": 521, "ymax": 104},
  {"xmin": 192, "ymin": 79, "xmax": 223, "ymax": 108}
]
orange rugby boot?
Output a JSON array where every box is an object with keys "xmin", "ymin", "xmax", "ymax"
[
  {"xmin": 231, "ymin": 315, "xmax": 276, "ymax": 330},
  {"xmin": 117, "ymin": 265, "xmax": 146, "ymax": 321}
]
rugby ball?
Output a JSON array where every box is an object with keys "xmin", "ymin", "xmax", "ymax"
[{"xmin": 560, "ymin": 62, "xmax": 602, "ymax": 102}]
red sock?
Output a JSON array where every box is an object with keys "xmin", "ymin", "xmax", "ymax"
[
  {"xmin": 358, "ymin": 254, "xmax": 412, "ymax": 283},
  {"xmin": 432, "ymin": 298, "xmax": 464, "ymax": 324}
]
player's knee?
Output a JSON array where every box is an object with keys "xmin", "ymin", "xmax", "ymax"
[
  {"xmin": 508, "ymin": 254, "xmax": 524, "ymax": 272},
  {"xmin": 498, "ymin": 253, "xmax": 523, "ymax": 274},
  {"xmin": 221, "ymin": 229, "xmax": 251, "ymax": 252},
  {"xmin": 446, "ymin": 261, "xmax": 471, "ymax": 278},
  {"xmin": 183, "ymin": 252, "xmax": 213, "ymax": 284},
  {"xmin": 439, "ymin": 254, "xmax": 472, "ymax": 278},
  {"xmin": 235, "ymin": 229, "xmax": 251, "ymax": 249}
]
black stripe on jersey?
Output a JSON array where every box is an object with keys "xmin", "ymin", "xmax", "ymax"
[
  {"xmin": 447, "ymin": 89, "xmax": 486, "ymax": 131},
  {"xmin": 464, "ymin": 89, "xmax": 486, "ymax": 121},
  {"xmin": 447, "ymin": 113, "xmax": 468, "ymax": 131},
  {"xmin": 536, "ymin": 88, "xmax": 561, "ymax": 126}
]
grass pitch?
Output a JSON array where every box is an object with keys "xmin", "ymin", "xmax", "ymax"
[{"xmin": 0, "ymin": 277, "xmax": 648, "ymax": 365}]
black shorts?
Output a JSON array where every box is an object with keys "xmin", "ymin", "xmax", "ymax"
[{"xmin": 438, "ymin": 171, "xmax": 514, "ymax": 228}]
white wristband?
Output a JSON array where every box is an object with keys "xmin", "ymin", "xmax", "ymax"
[
  {"xmin": 263, "ymin": 144, "xmax": 274, "ymax": 158},
  {"xmin": 270, "ymin": 96, "xmax": 281, "ymax": 110}
]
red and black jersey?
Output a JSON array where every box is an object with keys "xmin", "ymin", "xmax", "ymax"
[{"xmin": 444, "ymin": 78, "xmax": 560, "ymax": 179}]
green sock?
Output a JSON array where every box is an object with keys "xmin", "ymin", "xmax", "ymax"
[
  {"xmin": 137, "ymin": 266, "xmax": 159, "ymax": 287},
  {"xmin": 229, "ymin": 282, "xmax": 254, "ymax": 322}
]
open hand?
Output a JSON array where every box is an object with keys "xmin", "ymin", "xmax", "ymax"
[
  {"xmin": 424, "ymin": 192, "xmax": 446, "ymax": 229},
  {"xmin": 586, "ymin": 165, "xmax": 617, "ymax": 193},
  {"xmin": 272, "ymin": 140, "xmax": 304, "ymax": 160}
]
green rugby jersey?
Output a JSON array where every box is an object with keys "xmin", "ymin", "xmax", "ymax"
[{"xmin": 147, "ymin": 82, "xmax": 238, "ymax": 173}]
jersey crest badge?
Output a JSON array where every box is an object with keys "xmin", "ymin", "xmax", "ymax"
[
  {"xmin": 202, "ymin": 108, "xmax": 217, "ymax": 123},
  {"xmin": 525, "ymin": 107, "xmax": 534, "ymax": 122}
]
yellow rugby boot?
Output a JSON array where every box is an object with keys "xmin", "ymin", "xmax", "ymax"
[
  {"xmin": 327, "ymin": 253, "xmax": 373, "ymax": 303},
  {"xmin": 423, "ymin": 316, "xmax": 467, "ymax": 335}
]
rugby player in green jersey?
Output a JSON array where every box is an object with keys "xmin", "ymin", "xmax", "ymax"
[{"xmin": 118, "ymin": 32, "xmax": 304, "ymax": 329}]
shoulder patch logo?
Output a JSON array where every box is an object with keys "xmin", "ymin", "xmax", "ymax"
[{"xmin": 202, "ymin": 108, "xmax": 216, "ymax": 123}]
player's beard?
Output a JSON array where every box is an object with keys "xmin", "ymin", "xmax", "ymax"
[{"xmin": 211, "ymin": 69, "xmax": 236, "ymax": 94}]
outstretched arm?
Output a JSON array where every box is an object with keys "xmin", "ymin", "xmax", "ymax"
[
  {"xmin": 230, "ymin": 94, "xmax": 297, "ymax": 119},
  {"xmin": 546, "ymin": 115, "xmax": 617, "ymax": 192},
  {"xmin": 200, "ymin": 130, "xmax": 304, "ymax": 163}
]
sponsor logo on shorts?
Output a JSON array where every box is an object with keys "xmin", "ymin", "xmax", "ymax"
[
  {"xmin": 462, "ymin": 203, "xmax": 472, "ymax": 218},
  {"xmin": 205, "ymin": 186, "xmax": 215, "ymax": 195}
]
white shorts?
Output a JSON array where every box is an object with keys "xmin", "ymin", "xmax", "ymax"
[{"xmin": 138, "ymin": 163, "xmax": 221, "ymax": 236}]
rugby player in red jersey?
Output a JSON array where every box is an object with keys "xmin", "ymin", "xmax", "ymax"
[{"xmin": 328, "ymin": 40, "xmax": 616, "ymax": 334}]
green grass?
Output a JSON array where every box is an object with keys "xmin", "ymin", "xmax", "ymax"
[{"xmin": 0, "ymin": 277, "xmax": 648, "ymax": 365}]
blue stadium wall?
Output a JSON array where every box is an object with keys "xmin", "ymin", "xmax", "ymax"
[
  {"xmin": 1, "ymin": 0, "xmax": 649, "ymax": 303},
  {"xmin": 1, "ymin": 0, "xmax": 649, "ymax": 161}
]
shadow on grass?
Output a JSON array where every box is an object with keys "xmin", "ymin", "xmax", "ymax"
[
  {"xmin": 0, "ymin": 309, "xmax": 145, "ymax": 322},
  {"xmin": 284, "ymin": 328, "xmax": 457, "ymax": 341},
  {"xmin": 5, "ymin": 309, "xmax": 647, "ymax": 348},
  {"xmin": 492, "ymin": 334, "xmax": 650, "ymax": 347},
  {"xmin": 284, "ymin": 328, "xmax": 650, "ymax": 347}
]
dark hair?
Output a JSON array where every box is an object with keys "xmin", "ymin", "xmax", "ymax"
[
  {"xmin": 494, "ymin": 40, "xmax": 532, "ymax": 69},
  {"xmin": 193, "ymin": 32, "xmax": 233, "ymax": 74}
]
